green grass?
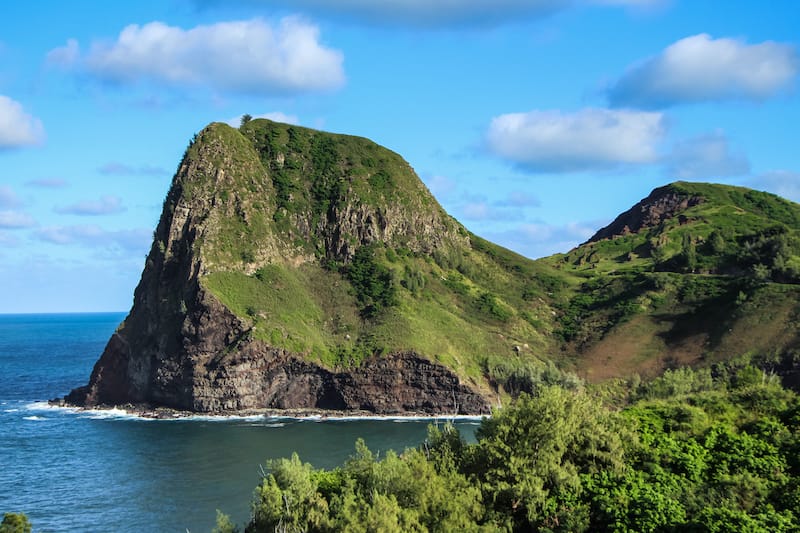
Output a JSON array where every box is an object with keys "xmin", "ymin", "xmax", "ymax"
[{"xmin": 176, "ymin": 120, "xmax": 800, "ymax": 388}]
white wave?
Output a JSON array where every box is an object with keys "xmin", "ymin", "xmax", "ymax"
[
  {"xmin": 21, "ymin": 400, "xmax": 486, "ymax": 423},
  {"xmin": 3, "ymin": 408, "xmax": 19, "ymax": 413},
  {"xmin": 25, "ymin": 401, "xmax": 80, "ymax": 414},
  {"xmin": 23, "ymin": 415, "xmax": 46, "ymax": 421},
  {"xmin": 80, "ymin": 407, "xmax": 144, "ymax": 421}
]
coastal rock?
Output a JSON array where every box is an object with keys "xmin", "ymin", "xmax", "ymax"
[{"xmin": 64, "ymin": 120, "xmax": 491, "ymax": 415}]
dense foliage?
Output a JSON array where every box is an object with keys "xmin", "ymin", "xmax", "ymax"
[
  {"xmin": 0, "ymin": 514, "xmax": 31, "ymax": 533},
  {"xmin": 345, "ymin": 244, "xmax": 398, "ymax": 318},
  {"xmin": 214, "ymin": 365, "xmax": 800, "ymax": 532}
]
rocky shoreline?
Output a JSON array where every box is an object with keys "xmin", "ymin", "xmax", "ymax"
[{"xmin": 47, "ymin": 397, "xmax": 487, "ymax": 420}]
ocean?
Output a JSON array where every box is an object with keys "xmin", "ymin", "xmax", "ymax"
[{"xmin": 0, "ymin": 313, "xmax": 481, "ymax": 532}]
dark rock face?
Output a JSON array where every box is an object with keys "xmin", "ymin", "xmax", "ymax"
[
  {"xmin": 67, "ymin": 291, "xmax": 489, "ymax": 414},
  {"xmin": 587, "ymin": 187, "xmax": 704, "ymax": 243}
]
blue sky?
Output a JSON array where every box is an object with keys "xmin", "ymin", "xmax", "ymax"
[{"xmin": 1, "ymin": 1, "xmax": 799, "ymax": 313}]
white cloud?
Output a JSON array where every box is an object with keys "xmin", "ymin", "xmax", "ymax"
[
  {"xmin": 202, "ymin": 0, "xmax": 662, "ymax": 28},
  {"xmin": 225, "ymin": 112, "xmax": 300, "ymax": 128},
  {"xmin": 97, "ymin": 162, "xmax": 167, "ymax": 176},
  {"xmin": 0, "ymin": 210, "xmax": 36, "ymax": 229},
  {"xmin": 205, "ymin": 0, "xmax": 567, "ymax": 27},
  {"xmin": 51, "ymin": 18, "xmax": 344, "ymax": 95},
  {"xmin": 0, "ymin": 95, "xmax": 45, "ymax": 148},
  {"xmin": 34, "ymin": 225, "xmax": 150, "ymax": 251},
  {"xmin": 519, "ymin": 221, "xmax": 597, "ymax": 244},
  {"xmin": 486, "ymin": 108, "xmax": 665, "ymax": 172},
  {"xmin": 46, "ymin": 38, "xmax": 79, "ymax": 66},
  {"xmin": 745, "ymin": 170, "xmax": 800, "ymax": 203},
  {"xmin": 0, "ymin": 185, "xmax": 21, "ymax": 208},
  {"xmin": 462, "ymin": 202, "xmax": 492, "ymax": 220},
  {"xmin": 55, "ymin": 195, "xmax": 127, "ymax": 216},
  {"xmin": 498, "ymin": 190, "xmax": 541, "ymax": 207},
  {"xmin": 424, "ymin": 175, "xmax": 456, "ymax": 199},
  {"xmin": 665, "ymin": 132, "xmax": 749, "ymax": 180},
  {"xmin": 609, "ymin": 34, "xmax": 799, "ymax": 108},
  {"xmin": 483, "ymin": 221, "xmax": 598, "ymax": 258},
  {"xmin": 0, "ymin": 231, "xmax": 20, "ymax": 246},
  {"xmin": 26, "ymin": 178, "xmax": 68, "ymax": 188}
]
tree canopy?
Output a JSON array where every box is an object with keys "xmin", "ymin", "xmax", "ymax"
[{"xmin": 215, "ymin": 362, "xmax": 800, "ymax": 532}]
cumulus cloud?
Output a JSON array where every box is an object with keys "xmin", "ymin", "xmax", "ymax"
[
  {"xmin": 461, "ymin": 201, "xmax": 493, "ymax": 221},
  {"xmin": 26, "ymin": 178, "xmax": 68, "ymax": 188},
  {"xmin": 199, "ymin": 0, "xmax": 662, "ymax": 28},
  {"xmin": 484, "ymin": 221, "xmax": 598, "ymax": 258},
  {"xmin": 665, "ymin": 132, "xmax": 750, "ymax": 180},
  {"xmin": 55, "ymin": 195, "xmax": 126, "ymax": 216},
  {"xmin": 519, "ymin": 221, "xmax": 596, "ymax": 243},
  {"xmin": 225, "ymin": 112, "xmax": 300, "ymax": 128},
  {"xmin": 608, "ymin": 34, "xmax": 799, "ymax": 108},
  {"xmin": 49, "ymin": 18, "xmax": 345, "ymax": 95},
  {"xmin": 745, "ymin": 170, "xmax": 800, "ymax": 203},
  {"xmin": 0, "ymin": 231, "xmax": 20, "ymax": 246},
  {"xmin": 0, "ymin": 95, "xmax": 45, "ymax": 148},
  {"xmin": 454, "ymin": 190, "xmax": 540, "ymax": 222},
  {"xmin": 0, "ymin": 186, "xmax": 21, "ymax": 208},
  {"xmin": 486, "ymin": 108, "xmax": 665, "ymax": 173},
  {"xmin": 498, "ymin": 190, "xmax": 541, "ymax": 208},
  {"xmin": 0, "ymin": 210, "xmax": 36, "ymax": 229},
  {"xmin": 423, "ymin": 175, "xmax": 457, "ymax": 199},
  {"xmin": 46, "ymin": 38, "xmax": 79, "ymax": 66},
  {"xmin": 98, "ymin": 162, "xmax": 167, "ymax": 176},
  {"xmin": 201, "ymin": 0, "xmax": 566, "ymax": 27},
  {"xmin": 34, "ymin": 225, "xmax": 150, "ymax": 251}
]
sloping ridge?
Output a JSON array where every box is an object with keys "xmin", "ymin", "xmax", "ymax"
[
  {"xmin": 587, "ymin": 183, "xmax": 705, "ymax": 243},
  {"xmin": 551, "ymin": 181, "xmax": 800, "ymax": 382}
]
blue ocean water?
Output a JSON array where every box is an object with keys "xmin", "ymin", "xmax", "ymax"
[{"xmin": 0, "ymin": 314, "xmax": 480, "ymax": 532}]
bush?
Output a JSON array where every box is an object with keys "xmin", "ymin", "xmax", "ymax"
[
  {"xmin": 346, "ymin": 245, "xmax": 397, "ymax": 318},
  {"xmin": 0, "ymin": 514, "xmax": 31, "ymax": 533}
]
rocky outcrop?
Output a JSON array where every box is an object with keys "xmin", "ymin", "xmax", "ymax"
[
  {"xmin": 62, "ymin": 121, "xmax": 490, "ymax": 415},
  {"xmin": 66, "ymin": 285, "xmax": 489, "ymax": 414},
  {"xmin": 587, "ymin": 185, "xmax": 704, "ymax": 243}
]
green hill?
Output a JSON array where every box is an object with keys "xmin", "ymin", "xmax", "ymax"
[
  {"xmin": 64, "ymin": 120, "xmax": 800, "ymax": 413},
  {"xmin": 543, "ymin": 181, "xmax": 800, "ymax": 381},
  {"xmin": 196, "ymin": 120, "xmax": 570, "ymax": 391}
]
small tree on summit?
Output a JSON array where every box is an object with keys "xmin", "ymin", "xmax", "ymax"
[{"xmin": 240, "ymin": 114, "xmax": 253, "ymax": 128}]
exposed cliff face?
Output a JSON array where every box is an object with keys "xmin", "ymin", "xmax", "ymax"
[
  {"xmin": 64, "ymin": 120, "xmax": 494, "ymax": 414},
  {"xmin": 587, "ymin": 185, "xmax": 704, "ymax": 243}
]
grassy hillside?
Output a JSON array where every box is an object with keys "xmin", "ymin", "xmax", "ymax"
[
  {"xmin": 183, "ymin": 119, "xmax": 576, "ymax": 399},
  {"xmin": 542, "ymin": 182, "xmax": 800, "ymax": 381},
  {"xmin": 180, "ymin": 121, "xmax": 800, "ymax": 390}
]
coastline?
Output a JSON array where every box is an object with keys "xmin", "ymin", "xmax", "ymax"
[{"xmin": 46, "ymin": 397, "xmax": 488, "ymax": 422}]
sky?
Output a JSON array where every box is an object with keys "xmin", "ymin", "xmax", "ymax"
[{"xmin": 1, "ymin": 1, "xmax": 799, "ymax": 313}]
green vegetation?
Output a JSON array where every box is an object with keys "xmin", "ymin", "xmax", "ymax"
[
  {"xmin": 345, "ymin": 244, "xmax": 397, "ymax": 318},
  {"xmin": 173, "ymin": 120, "xmax": 800, "ymax": 387},
  {"xmin": 216, "ymin": 364, "xmax": 800, "ymax": 532},
  {"xmin": 176, "ymin": 119, "xmax": 566, "ymax": 383},
  {"xmin": 541, "ymin": 181, "xmax": 800, "ymax": 378},
  {"xmin": 0, "ymin": 514, "xmax": 31, "ymax": 533}
]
